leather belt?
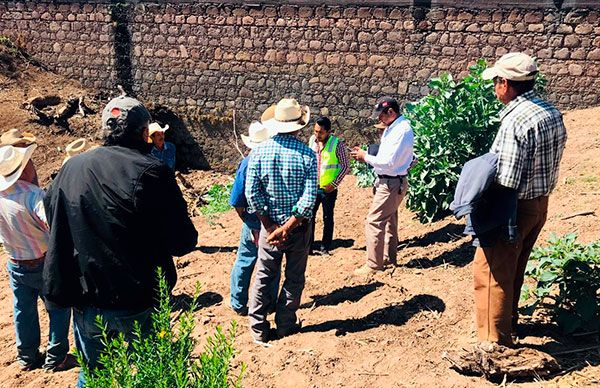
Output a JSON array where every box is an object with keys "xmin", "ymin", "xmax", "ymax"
[
  {"xmin": 9, "ymin": 254, "xmax": 45, "ymax": 268},
  {"xmin": 377, "ymin": 174, "xmax": 406, "ymax": 180}
]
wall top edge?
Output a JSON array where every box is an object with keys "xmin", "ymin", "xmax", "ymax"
[{"xmin": 10, "ymin": 0, "xmax": 600, "ymax": 10}]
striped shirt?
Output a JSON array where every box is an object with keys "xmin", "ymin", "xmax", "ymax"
[
  {"xmin": 491, "ymin": 91, "xmax": 567, "ymax": 199},
  {"xmin": 246, "ymin": 134, "xmax": 318, "ymax": 225},
  {"xmin": 0, "ymin": 180, "xmax": 49, "ymax": 260}
]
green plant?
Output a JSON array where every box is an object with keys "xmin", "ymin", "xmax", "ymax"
[
  {"xmin": 79, "ymin": 270, "xmax": 245, "ymax": 388},
  {"xmin": 350, "ymin": 145, "xmax": 376, "ymax": 188},
  {"xmin": 200, "ymin": 183, "xmax": 233, "ymax": 215},
  {"xmin": 520, "ymin": 233, "xmax": 600, "ymax": 334},
  {"xmin": 404, "ymin": 59, "xmax": 503, "ymax": 223}
]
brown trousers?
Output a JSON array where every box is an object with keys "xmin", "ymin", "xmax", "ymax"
[
  {"xmin": 473, "ymin": 196, "xmax": 548, "ymax": 346},
  {"xmin": 365, "ymin": 177, "xmax": 408, "ymax": 269}
]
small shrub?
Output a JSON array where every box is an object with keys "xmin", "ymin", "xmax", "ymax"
[
  {"xmin": 79, "ymin": 270, "xmax": 245, "ymax": 388},
  {"xmin": 520, "ymin": 233, "xmax": 600, "ymax": 334},
  {"xmin": 350, "ymin": 145, "xmax": 376, "ymax": 188},
  {"xmin": 200, "ymin": 183, "xmax": 233, "ymax": 215}
]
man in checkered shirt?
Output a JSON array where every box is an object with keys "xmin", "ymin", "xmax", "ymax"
[
  {"xmin": 246, "ymin": 98, "xmax": 317, "ymax": 344},
  {"xmin": 474, "ymin": 53, "xmax": 567, "ymax": 347}
]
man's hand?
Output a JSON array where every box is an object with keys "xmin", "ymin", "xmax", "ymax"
[
  {"xmin": 267, "ymin": 226, "xmax": 289, "ymax": 247},
  {"xmin": 350, "ymin": 146, "xmax": 366, "ymax": 162},
  {"xmin": 323, "ymin": 184, "xmax": 336, "ymax": 193}
]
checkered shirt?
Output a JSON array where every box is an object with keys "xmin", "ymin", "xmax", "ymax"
[
  {"xmin": 246, "ymin": 134, "xmax": 317, "ymax": 225},
  {"xmin": 491, "ymin": 91, "xmax": 567, "ymax": 199}
]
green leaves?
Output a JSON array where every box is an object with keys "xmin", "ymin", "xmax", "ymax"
[
  {"xmin": 404, "ymin": 59, "xmax": 503, "ymax": 223},
  {"xmin": 521, "ymin": 234, "xmax": 600, "ymax": 334},
  {"xmin": 200, "ymin": 183, "xmax": 233, "ymax": 215},
  {"xmin": 350, "ymin": 145, "xmax": 376, "ymax": 188}
]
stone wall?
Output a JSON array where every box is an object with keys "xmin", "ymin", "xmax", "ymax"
[{"xmin": 2, "ymin": 1, "xmax": 600, "ymax": 171}]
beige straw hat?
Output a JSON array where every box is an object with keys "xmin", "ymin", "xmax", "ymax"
[
  {"xmin": 241, "ymin": 122, "xmax": 276, "ymax": 149},
  {"xmin": 0, "ymin": 128, "xmax": 37, "ymax": 147},
  {"xmin": 0, "ymin": 144, "xmax": 37, "ymax": 191},
  {"xmin": 147, "ymin": 122, "xmax": 169, "ymax": 143},
  {"xmin": 261, "ymin": 98, "xmax": 310, "ymax": 134},
  {"xmin": 62, "ymin": 138, "xmax": 89, "ymax": 165}
]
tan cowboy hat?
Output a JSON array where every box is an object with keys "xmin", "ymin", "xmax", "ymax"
[
  {"xmin": 62, "ymin": 138, "xmax": 88, "ymax": 165},
  {"xmin": 0, "ymin": 128, "xmax": 37, "ymax": 147},
  {"xmin": 261, "ymin": 98, "xmax": 310, "ymax": 134},
  {"xmin": 0, "ymin": 144, "xmax": 37, "ymax": 191},
  {"xmin": 241, "ymin": 122, "xmax": 276, "ymax": 149},
  {"xmin": 373, "ymin": 122, "xmax": 387, "ymax": 130},
  {"xmin": 147, "ymin": 122, "xmax": 169, "ymax": 143}
]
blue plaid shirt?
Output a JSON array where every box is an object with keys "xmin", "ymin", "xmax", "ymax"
[{"xmin": 246, "ymin": 134, "xmax": 317, "ymax": 225}]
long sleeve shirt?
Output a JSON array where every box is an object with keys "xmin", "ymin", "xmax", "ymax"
[
  {"xmin": 229, "ymin": 155, "xmax": 261, "ymax": 230},
  {"xmin": 309, "ymin": 135, "xmax": 350, "ymax": 188},
  {"xmin": 0, "ymin": 181, "xmax": 48, "ymax": 260},
  {"xmin": 246, "ymin": 134, "xmax": 317, "ymax": 225},
  {"xmin": 364, "ymin": 115, "xmax": 414, "ymax": 176}
]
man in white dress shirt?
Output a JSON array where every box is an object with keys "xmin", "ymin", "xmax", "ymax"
[{"xmin": 351, "ymin": 97, "xmax": 414, "ymax": 275}]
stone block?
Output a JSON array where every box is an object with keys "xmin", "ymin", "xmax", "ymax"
[
  {"xmin": 554, "ymin": 48, "xmax": 570, "ymax": 59},
  {"xmin": 564, "ymin": 35, "xmax": 581, "ymax": 48}
]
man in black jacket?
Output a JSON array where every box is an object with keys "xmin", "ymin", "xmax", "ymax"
[{"xmin": 43, "ymin": 96, "xmax": 198, "ymax": 387}]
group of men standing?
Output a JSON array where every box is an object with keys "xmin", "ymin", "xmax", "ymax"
[{"xmin": 0, "ymin": 51, "xmax": 567, "ymax": 384}]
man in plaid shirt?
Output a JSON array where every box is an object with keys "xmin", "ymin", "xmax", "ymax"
[
  {"xmin": 474, "ymin": 53, "xmax": 567, "ymax": 347},
  {"xmin": 246, "ymin": 98, "xmax": 317, "ymax": 344}
]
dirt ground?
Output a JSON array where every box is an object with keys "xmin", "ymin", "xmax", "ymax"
[{"xmin": 0, "ymin": 46, "xmax": 599, "ymax": 387}]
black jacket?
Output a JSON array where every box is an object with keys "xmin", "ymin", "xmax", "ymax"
[{"xmin": 43, "ymin": 146, "xmax": 198, "ymax": 310}]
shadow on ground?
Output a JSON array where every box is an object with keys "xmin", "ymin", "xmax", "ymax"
[
  {"xmin": 301, "ymin": 294, "xmax": 445, "ymax": 336},
  {"xmin": 171, "ymin": 291, "xmax": 223, "ymax": 312},
  {"xmin": 196, "ymin": 246, "xmax": 237, "ymax": 254},
  {"xmin": 398, "ymin": 222, "xmax": 465, "ymax": 248},
  {"xmin": 300, "ymin": 282, "xmax": 384, "ymax": 309},
  {"xmin": 402, "ymin": 240, "xmax": 475, "ymax": 269}
]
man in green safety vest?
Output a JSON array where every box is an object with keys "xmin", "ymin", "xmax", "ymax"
[{"xmin": 308, "ymin": 117, "xmax": 350, "ymax": 255}]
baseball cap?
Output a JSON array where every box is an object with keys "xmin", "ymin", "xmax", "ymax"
[
  {"xmin": 482, "ymin": 52, "xmax": 538, "ymax": 81},
  {"xmin": 101, "ymin": 96, "xmax": 151, "ymax": 131},
  {"xmin": 371, "ymin": 97, "xmax": 400, "ymax": 118}
]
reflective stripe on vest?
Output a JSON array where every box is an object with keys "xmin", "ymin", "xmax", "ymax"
[{"xmin": 319, "ymin": 135, "xmax": 340, "ymax": 188}]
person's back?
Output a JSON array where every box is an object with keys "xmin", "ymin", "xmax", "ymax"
[{"xmin": 44, "ymin": 145, "xmax": 196, "ymax": 309}]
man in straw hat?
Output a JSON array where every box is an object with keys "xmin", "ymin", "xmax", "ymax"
[
  {"xmin": 1, "ymin": 128, "xmax": 39, "ymax": 185},
  {"xmin": 245, "ymin": 98, "xmax": 317, "ymax": 344},
  {"xmin": 351, "ymin": 97, "xmax": 414, "ymax": 275},
  {"xmin": 228, "ymin": 122, "xmax": 279, "ymax": 316},
  {"xmin": 470, "ymin": 53, "xmax": 566, "ymax": 347},
  {"xmin": 147, "ymin": 122, "xmax": 176, "ymax": 170},
  {"xmin": 0, "ymin": 144, "xmax": 73, "ymax": 372},
  {"xmin": 43, "ymin": 96, "xmax": 198, "ymax": 386}
]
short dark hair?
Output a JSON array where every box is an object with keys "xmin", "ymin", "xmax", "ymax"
[
  {"xmin": 507, "ymin": 79, "xmax": 535, "ymax": 95},
  {"xmin": 315, "ymin": 116, "xmax": 332, "ymax": 132}
]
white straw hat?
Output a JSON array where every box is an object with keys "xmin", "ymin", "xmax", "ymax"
[
  {"xmin": 147, "ymin": 122, "xmax": 169, "ymax": 143},
  {"xmin": 261, "ymin": 98, "xmax": 310, "ymax": 134},
  {"xmin": 241, "ymin": 122, "xmax": 276, "ymax": 149},
  {"xmin": 62, "ymin": 138, "xmax": 89, "ymax": 166},
  {"xmin": 0, "ymin": 144, "xmax": 37, "ymax": 191}
]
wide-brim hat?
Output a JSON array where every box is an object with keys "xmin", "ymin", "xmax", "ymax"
[
  {"xmin": 62, "ymin": 138, "xmax": 88, "ymax": 165},
  {"xmin": 0, "ymin": 128, "xmax": 37, "ymax": 146},
  {"xmin": 261, "ymin": 98, "xmax": 310, "ymax": 134},
  {"xmin": 0, "ymin": 144, "xmax": 37, "ymax": 191},
  {"xmin": 241, "ymin": 122, "xmax": 277, "ymax": 149},
  {"xmin": 147, "ymin": 122, "xmax": 169, "ymax": 143}
]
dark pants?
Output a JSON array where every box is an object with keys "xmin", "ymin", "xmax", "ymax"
[
  {"xmin": 248, "ymin": 221, "xmax": 312, "ymax": 341},
  {"xmin": 310, "ymin": 189, "xmax": 338, "ymax": 251}
]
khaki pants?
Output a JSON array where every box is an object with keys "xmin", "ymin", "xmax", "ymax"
[
  {"xmin": 473, "ymin": 196, "xmax": 548, "ymax": 346},
  {"xmin": 365, "ymin": 177, "xmax": 408, "ymax": 269}
]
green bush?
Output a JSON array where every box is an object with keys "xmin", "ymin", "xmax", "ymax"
[
  {"xmin": 200, "ymin": 183, "xmax": 233, "ymax": 215},
  {"xmin": 520, "ymin": 234, "xmax": 600, "ymax": 334},
  {"xmin": 403, "ymin": 59, "xmax": 502, "ymax": 223},
  {"xmin": 350, "ymin": 145, "xmax": 376, "ymax": 188},
  {"xmin": 79, "ymin": 271, "xmax": 245, "ymax": 388}
]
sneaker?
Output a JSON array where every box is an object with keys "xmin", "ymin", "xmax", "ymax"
[
  {"xmin": 353, "ymin": 264, "xmax": 380, "ymax": 276},
  {"xmin": 17, "ymin": 352, "xmax": 44, "ymax": 371},
  {"xmin": 43, "ymin": 354, "xmax": 79, "ymax": 372}
]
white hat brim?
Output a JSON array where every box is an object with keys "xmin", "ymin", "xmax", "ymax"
[
  {"xmin": 261, "ymin": 105, "xmax": 311, "ymax": 134},
  {"xmin": 241, "ymin": 127, "xmax": 277, "ymax": 149},
  {"xmin": 482, "ymin": 67, "xmax": 498, "ymax": 81},
  {"xmin": 0, "ymin": 144, "xmax": 37, "ymax": 191}
]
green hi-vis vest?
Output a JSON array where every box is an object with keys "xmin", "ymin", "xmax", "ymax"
[{"xmin": 311, "ymin": 135, "xmax": 341, "ymax": 188}]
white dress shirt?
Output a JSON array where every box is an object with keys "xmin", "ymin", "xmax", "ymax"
[{"xmin": 364, "ymin": 115, "xmax": 414, "ymax": 176}]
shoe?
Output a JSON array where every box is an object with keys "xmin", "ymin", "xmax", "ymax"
[
  {"xmin": 225, "ymin": 300, "xmax": 248, "ymax": 316},
  {"xmin": 319, "ymin": 245, "xmax": 330, "ymax": 256},
  {"xmin": 353, "ymin": 264, "xmax": 380, "ymax": 276},
  {"xmin": 43, "ymin": 354, "xmax": 79, "ymax": 372},
  {"xmin": 276, "ymin": 320, "xmax": 302, "ymax": 339},
  {"xmin": 17, "ymin": 352, "xmax": 44, "ymax": 371},
  {"xmin": 383, "ymin": 258, "xmax": 397, "ymax": 266}
]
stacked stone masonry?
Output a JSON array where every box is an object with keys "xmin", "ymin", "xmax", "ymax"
[{"xmin": 1, "ymin": 0, "xmax": 600, "ymax": 170}]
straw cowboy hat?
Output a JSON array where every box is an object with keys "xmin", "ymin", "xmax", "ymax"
[
  {"xmin": 241, "ymin": 122, "xmax": 276, "ymax": 149},
  {"xmin": 62, "ymin": 138, "xmax": 89, "ymax": 165},
  {"xmin": 0, "ymin": 128, "xmax": 37, "ymax": 146},
  {"xmin": 146, "ymin": 122, "xmax": 169, "ymax": 143},
  {"xmin": 261, "ymin": 98, "xmax": 310, "ymax": 133},
  {"xmin": 0, "ymin": 144, "xmax": 37, "ymax": 191}
]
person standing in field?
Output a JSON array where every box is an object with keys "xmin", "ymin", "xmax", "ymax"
[
  {"xmin": 350, "ymin": 97, "xmax": 414, "ymax": 275},
  {"xmin": 474, "ymin": 53, "xmax": 567, "ymax": 346},
  {"xmin": 308, "ymin": 116, "xmax": 350, "ymax": 255}
]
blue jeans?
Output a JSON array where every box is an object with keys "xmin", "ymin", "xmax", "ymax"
[
  {"xmin": 230, "ymin": 223, "xmax": 279, "ymax": 313},
  {"xmin": 74, "ymin": 306, "xmax": 152, "ymax": 388},
  {"xmin": 7, "ymin": 260, "xmax": 71, "ymax": 367}
]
